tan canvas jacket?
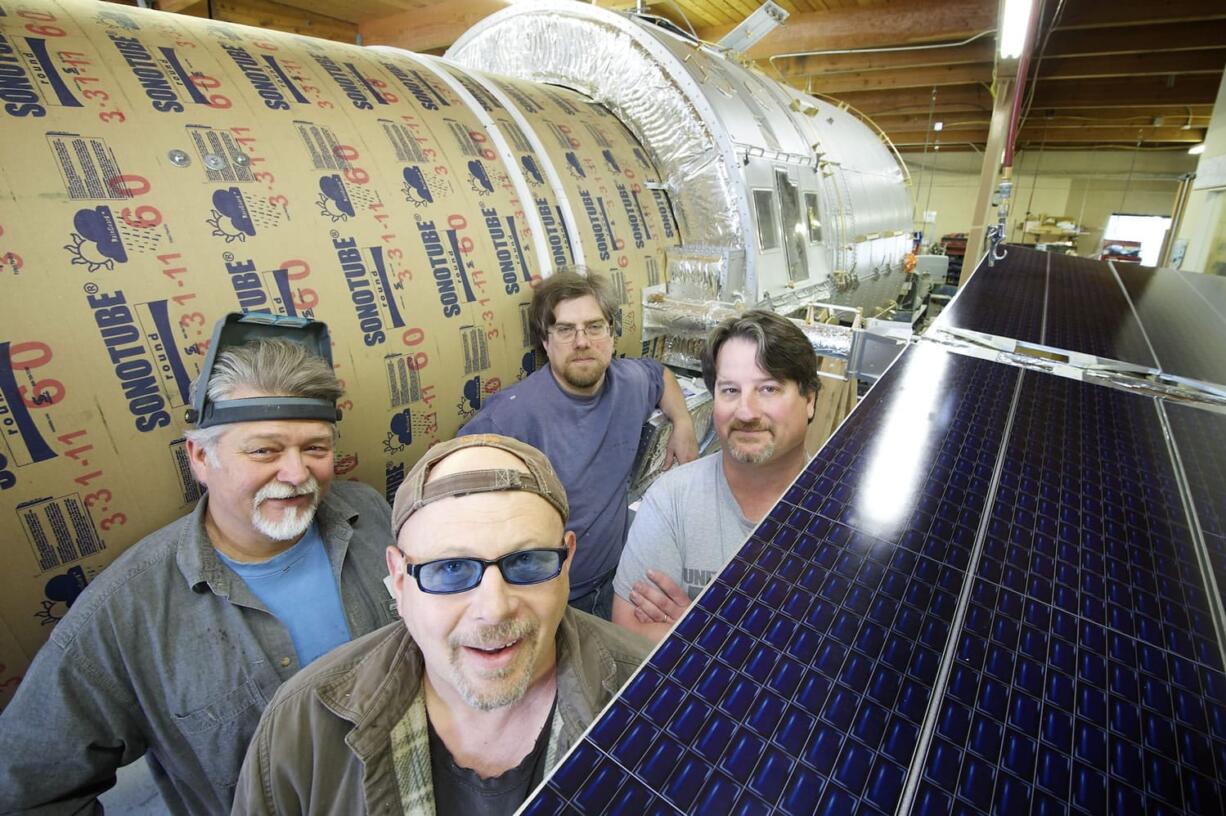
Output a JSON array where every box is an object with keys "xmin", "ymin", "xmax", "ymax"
[{"xmin": 232, "ymin": 609, "xmax": 650, "ymax": 816}]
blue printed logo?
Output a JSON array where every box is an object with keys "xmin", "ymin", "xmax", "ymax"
[
  {"xmin": 65, "ymin": 207, "xmax": 127, "ymax": 271},
  {"xmin": 97, "ymin": 9, "xmax": 140, "ymax": 29},
  {"xmin": 317, "ymin": 174, "xmax": 355, "ymax": 222},
  {"xmin": 564, "ymin": 151, "xmax": 586, "ymax": 179},
  {"xmin": 521, "ymin": 155, "xmax": 544, "ymax": 186},
  {"xmin": 401, "ymin": 165, "xmax": 452, "ymax": 208},
  {"xmin": 384, "ymin": 408, "xmax": 413, "ymax": 454},
  {"xmin": 457, "ymin": 375, "xmax": 482, "ymax": 419},
  {"xmin": 519, "ymin": 350, "xmax": 536, "ymax": 380},
  {"xmin": 35, "ymin": 566, "xmax": 88, "ymax": 626},
  {"xmin": 402, "ymin": 165, "xmax": 431, "ymax": 207},
  {"xmin": 467, "ymin": 159, "xmax": 494, "ymax": 196},
  {"xmin": 207, "ymin": 187, "xmax": 256, "ymax": 242},
  {"xmin": 602, "ymin": 149, "xmax": 620, "ymax": 174}
]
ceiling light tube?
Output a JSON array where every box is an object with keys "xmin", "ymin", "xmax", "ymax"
[{"xmin": 999, "ymin": 0, "xmax": 1033, "ymax": 59}]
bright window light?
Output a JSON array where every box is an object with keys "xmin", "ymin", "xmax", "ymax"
[
  {"xmin": 1189, "ymin": 143, "xmax": 1206, "ymax": 155},
  {"xmin": 1103, "ymin": 214, "xmax": 1172, "ymax": 267},
  {"xmin": 999, "ymin": 0, "xmax": 1033, "ymax": 58}
]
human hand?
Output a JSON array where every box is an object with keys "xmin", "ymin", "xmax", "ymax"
[
  {"xmin": 661, "ymin": 422, "xmax": 699, "ymax": 470},
  {"xmin": 628, "ymin": 569, "xmax": 691, "ymax": 624}
]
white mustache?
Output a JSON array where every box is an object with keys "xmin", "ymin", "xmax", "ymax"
[{"xmin": 254, "ymin": 475, "xmax": 320, "ymax": 505}]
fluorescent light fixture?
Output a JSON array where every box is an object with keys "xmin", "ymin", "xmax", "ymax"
[
  {"xmin": 1188, "ymin": 143, "xmax": 1206, "ymax": 155},
  {"xmin": 999, "ymin": 0, "xmax": 1033, "ymax": 59},
  {"xmin": 717, "ymin": 0, "xmax": 789, "ymax": 54}
]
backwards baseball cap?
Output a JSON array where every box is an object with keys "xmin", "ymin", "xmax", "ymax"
[{"xmin": 391, "ymin": 434, "xmax": 569, "ymax": 537}]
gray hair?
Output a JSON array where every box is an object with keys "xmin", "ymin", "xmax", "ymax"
[{"xmin": 184, "ymin": 337, "xmax": 342, "ymax": 460}]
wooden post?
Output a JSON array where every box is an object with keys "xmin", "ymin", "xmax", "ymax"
[{"xmin": 962, "ymin": 77, "xmax": 1016, "ymax": 284}]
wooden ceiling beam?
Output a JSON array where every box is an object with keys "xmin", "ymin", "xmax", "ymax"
[
  {"xmin": 806, "ymin": 63, "xmax": 994, "ymax": 94},
  {"xmin": 825, "ymin": 84, "xmax": 995, "ymax": 116},
  {"xmin": 1036, "ymin": 49, "xmax": 1226, "ymax": 81},
  {"xmin": 211, "ymin": 0, "xmax": 355, "ymax": 43},
  {"xmin": 769, "ymin": 40, "xmax": 996, "ymax": 77},
  {"xmin": 1017, "ymin": 106, "xmax": 1214, "ymax": 125},
  {"xmin": 359, "ymin": 0, "xmax": 508, "ymax": 52},
  {"xmin": 699, "ymin": 0, "xmax": 997, "ymax": 61},
  {"xmin": 153, "ymin": 0, "xmax": 204, "ymax": 11},
  {"xmin": 832, "ymin": 72, "xmax": 1219, "ymax": 117},
  {"xmin": 885, "ymin": 126, "xmax": 1206, "ymax": 145},
  {"xmin": 1053, "ymin": 0, "xmax": 1226, "ymax": 30},
  {"xmin": 1044, "ymin": 20, "xmax": 1226, "ymax": 57},
  {"xmin": 1028, "ymin": 75, "xmax": 1221, "ymax": 108}
]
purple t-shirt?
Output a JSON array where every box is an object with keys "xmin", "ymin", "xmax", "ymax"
[{"xmin": 457, "ymin": 358, "xmax": 663, "ymax": 598}]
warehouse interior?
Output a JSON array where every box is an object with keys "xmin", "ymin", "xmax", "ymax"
[
  {"xmin": 0, "ymin": 0, "xmax": 1224, "ymax": 812},
  {"xmin": 133, "ymin": 0, "xmax": 1225, "ymax": 271}
]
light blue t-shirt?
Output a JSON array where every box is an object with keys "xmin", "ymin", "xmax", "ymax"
[{"xmin": 218, "ymin": 523, "xmax": 352, "ymax": 667}]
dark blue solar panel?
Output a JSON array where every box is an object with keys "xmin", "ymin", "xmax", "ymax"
[
  {"xmin": 525, "ymin": 346, "xmax": 1021, "ymax": 815},
  {"xmin": 916, "ymin": 373, "xmax": 1226, "ymax": 815},
  {"xmin": 936, "ymin": 245, "xmax": 1046, "ymax": 343},
  {"xmin": 1113, "ymin": 264, "xmax": 1226, "ymax": 386},
  {"xmin": 526, "ymin": 248, "xmax": 1226, "ymax": 815},
  {"xmin": 937, "ymin": 247, "xmax": 1158, "ymax": 370},
  {"xmin": 1165, "ymin": 402, "xmax": 1226, "ymax": 603},
  {"xmin": 1044, "ymin": 253, "xmax": 1155, "ymax": 368}
]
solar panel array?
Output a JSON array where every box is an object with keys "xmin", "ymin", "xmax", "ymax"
[{"xmin": 525, "ymin": 247, "xmax": 1226, "ymax": 815}]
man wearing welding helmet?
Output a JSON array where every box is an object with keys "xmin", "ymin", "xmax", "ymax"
[{"xmin": 0, "ymin": 314, "xmax": 399, "ymax": 815}]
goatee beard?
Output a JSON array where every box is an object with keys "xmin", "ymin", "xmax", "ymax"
[{"xmin": 251, "ymin": 476, "xmax": 320, "ymax": 541}]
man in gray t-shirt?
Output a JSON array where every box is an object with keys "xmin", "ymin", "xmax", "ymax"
[{"xmin": 613, "ymin": 310, "xmax": 820, "ymax": 641}]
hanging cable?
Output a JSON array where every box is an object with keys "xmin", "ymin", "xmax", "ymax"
[
  {"xmin": 915, "ymin": 86, "xmax": 938, "ymax": 239},
  {"xmin": 1117, "ymin": 133, "xmax": 1142, "ymax": 215},
  {"xmin": 1021, "ymin": 116, "xmax": 1049, "ymax": 240}
]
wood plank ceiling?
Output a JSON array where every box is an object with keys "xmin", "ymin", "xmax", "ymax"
[{"xmin": 126, "ymin": 0, "xmax": 1224, "ymax": 153}]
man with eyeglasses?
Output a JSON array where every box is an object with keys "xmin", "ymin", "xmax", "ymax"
[
  {"xmin": 232, "ymin": 434, "xmax": 650, "ymax": 815},
  {"xmin": 458, "ymin": 268, "xmax": 699, "ymax": 619}
]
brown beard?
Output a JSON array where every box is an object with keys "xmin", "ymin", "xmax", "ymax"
[{"xmin": 561, "ymin": 357, "xmax": 607, "ymax": 389}]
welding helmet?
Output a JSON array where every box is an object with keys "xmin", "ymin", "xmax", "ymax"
[{"xmin": 183, "ymin": 312, "xmax": 342, "ymax": 429}]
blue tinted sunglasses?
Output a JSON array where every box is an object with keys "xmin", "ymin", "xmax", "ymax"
[{"xmin": 405, "ymin": 547, "xmax": 569, "ymax": 594}]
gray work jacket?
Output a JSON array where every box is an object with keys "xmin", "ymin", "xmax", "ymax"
[
  {"xmin": 0, "ymin": 481, "xmax": 400, "ymax": 815},
  {"xmin": 232, "ymin": 610, "xmax": 651, "ymax": 816}
]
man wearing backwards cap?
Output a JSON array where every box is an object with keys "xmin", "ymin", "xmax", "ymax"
[
  {"xmin": 0, "ymin": 333, "xmax": 399, "ymax": 815},
  {"xmin": 233, "ymin": 434, "xmax": 651, "ymax": 816}
]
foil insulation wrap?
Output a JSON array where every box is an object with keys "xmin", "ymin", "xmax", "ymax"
[
  {"xmin": 644, "ymin": 296, "xmax": 854, "ymax": 368},
  {"xmin": 0, "ymin": 0, "xmax": 685, "ymax": 689},
  {"xmin": 448, "ymin": 2, "xmax": 745, "ymax": 289}
]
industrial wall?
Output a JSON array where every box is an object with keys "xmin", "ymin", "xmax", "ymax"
[{"xmin": 910, "ymin": 150, "xmax": 1195, "ymax": 256}]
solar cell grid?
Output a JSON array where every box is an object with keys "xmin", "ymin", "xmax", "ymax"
[
  {"xmin": 1164, "ymin": 403, "xmax": 1226, "ymax": 608},
  {"xmin": 525, "ymin": 347, "xmax": 1021, "ymax": 815},
  {"xmin": 936, "ymin": 247, "xmax": 1046, "ymax": 343},
  {"xmin": 1112, "ymin": 264, "xmax": 1226, "ymax": 386},
  {"xmin": 523, "ymin": 250, "xmax": 1226, "ymax": 815},
  {"xmin": 1043, "ymin": 253, "xmax": 1155, "ymax": 369},
  {"xmin": 916, "ymin": 373, "xmax": 1226, "ymax": 815}
]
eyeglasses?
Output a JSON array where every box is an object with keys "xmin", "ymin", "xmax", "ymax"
[
  {"xmin": 549, "ymin": 321, "xmax": 611, "ymax": 343},
  {"xmin": 404, "ymin": 547, "xmax": 570, "ymax": 594}
]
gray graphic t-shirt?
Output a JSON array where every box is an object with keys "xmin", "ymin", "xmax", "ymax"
[{"xmin": 614, "ymin": 453, "xmax": 756, "ymax": 600}]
